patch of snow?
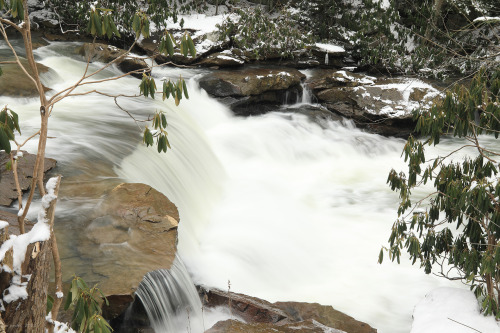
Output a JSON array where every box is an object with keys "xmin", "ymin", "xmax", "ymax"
[
  {"xmin": 3, "ymin": 282, "xmax": 28, "ymax": 303},
  {"xmin": 0, "ymin": 221, "xmax": 8, "ymax": 230},
  {"xmin": 166, "ymin": 13, "xmax": 234, "ymax": 38},
  {"xmin": 46, "ymin": 315, "xmax": 76, "ymax": 333},
  {"xmin": 473, "ymin": 16, "xmax": 500, "ymax": 23},
  {"xmin": 411, "ymin": 288, "xmax": 500, "ymax": 333},
  {"xmin": 373, "ymin": 0, "xmax": 391, "ymax": 9},
  {"xmin": 315, "ymin": 43, "xmax": 345, "ymax": 54},
  {"xmin": 215, "ymin": 55, "xmax": 244, "ymax": 64},
  {"xmin": 56, "ymin": 291, "xmax": 64, "ymax": 298},
  {"xmin": 196, "ymin": 38, "xmax": 216, "ymax": 55}
]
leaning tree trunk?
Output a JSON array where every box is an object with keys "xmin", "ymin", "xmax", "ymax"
[
  {"xmin": 0, "ymin": 176, "xmax": 61, "ymax": 332},
  {"xmin": 2, "ymin": 240, "xmax": 51, "ymax": 333}
]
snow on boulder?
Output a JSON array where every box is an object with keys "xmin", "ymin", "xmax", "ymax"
[
  {"xmin": 198, "ymin": 52, "xmax": 245, "ymax": 68},
  {"xmin": 311, "ymin": 43, "xmax": 346, "ymax": 67},
  {"xmin": 315, "ymin": 74, "xmax": 443, "ymax": 137},
  {"xmin": 314, "ymin": 43, "xmax": 346, "ymax": 54},
  {"xmin": 411, "ymin": 287, "xmax": 500, "ymax": 333}
]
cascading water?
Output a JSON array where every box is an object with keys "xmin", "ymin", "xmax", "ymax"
[
  {"xmin": 4, "ymin": 40, "xmax": 474, "ymax": 333},
  {"xmin": 135, "ymin": 257, "xmax": 204, "ymax": 333}
]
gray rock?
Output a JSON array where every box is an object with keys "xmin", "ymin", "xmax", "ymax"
[{"xmin": 29, "ymin": 10, "xmax": 59, "ymax": 29}]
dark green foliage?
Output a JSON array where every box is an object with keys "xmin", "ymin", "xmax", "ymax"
[
  {"xmin": 87, "ymin": 7, "xmax": 121, "ymax": 39},
  {"xmin": 383, "ymin": 67, "xmax": 500, "ymax": 316},
  {"xmin": 47, "ymin": 0, "xmax": 199, "ymax": 36},
  {"xmin": 0, "ymin": 107, "xmax": 21, "ymax": 154},
  {"xmin": 64, "ymin": 276, "xmax": 112, "ymax": 333},
  {"xmin": 143, "ymin": 111, "xmax": 171, "ymax": 153}
]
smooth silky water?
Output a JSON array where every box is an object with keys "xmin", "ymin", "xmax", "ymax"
[{"xmin": 3, "ymin": 40, "xmax": 481, "ymax": 332}]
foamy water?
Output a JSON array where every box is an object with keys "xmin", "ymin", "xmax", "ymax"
[{"xmin": 4, "ymin": 40, "xmax": 470, "ymax": 333}]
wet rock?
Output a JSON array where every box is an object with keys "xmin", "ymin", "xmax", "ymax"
[
  {"xmin": 198, "ymin": 68, "xmax": 305, "ymax": 114},
  {"xmin": 206, "ymin": 319, "xmax": 346, "ymax": 333},
  {"xmin": 83, "ymin": 183, "xmax": 179, "ymax": 320},
  {"xmin": 200, "ymin": 68, "xmax": 305, "ymax": 96},
  {"xmin": 275, "ymin": 302, "xmax": 376, "ymax": 333},
  {"xmin": 0, "ymin": 58, "xmax": 51, "ymax": 97},
  {"xmin": 76, "ymin": 43, "xmax": 149, "ymax": 78},
  {"xmin": 199, "ymin": 287, "xmax": 377, "ymax": 333},
  {"xmin": 0, "ymin": 151, "xmax": 57, "ymax": 207},
  {"xmin": 199, "ymin": 288, "xmax": 288, "ymax": 324}
]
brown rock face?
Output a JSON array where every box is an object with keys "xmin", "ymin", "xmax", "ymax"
[
  {"xmin": 206, "ymin": 319, "xmax": 346, "ymax": 333},
  {"xmin": 199, "ymin": 68, "xmax": 305, "ymax": 97},
  {"xmin": 199, "ymin": 288, "xmax": 377, "ymax": 333},
  {"xmin": 76, "ymin": 43, "xmax": 149, "ymax": 77},
  {"xmin": 275, "ymin": 302, "xmax": 377, "ymax": 333},
  {"xmin": 0, "ymin": 58, "xmax": 51, "ymax": 97},
  {"xmin": 83, "ymin": 183, "xmax": 179, "ymax": 319},
  {"xmin": 0, "ymin": 151, "xmax": 57, "ymax": 207}
]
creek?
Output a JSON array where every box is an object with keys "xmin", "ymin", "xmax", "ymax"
[{"xmin": 3, "ymin": 40, "xmax": 473, "ymax": 333}]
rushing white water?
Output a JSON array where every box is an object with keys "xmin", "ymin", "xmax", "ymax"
[{"xmin": 4, "ymin": 40, "xmax": 470, "ymax": 333}]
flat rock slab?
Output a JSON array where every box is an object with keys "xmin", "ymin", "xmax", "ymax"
[
  {"xmin": 0, "ymin": 151, "xmax": 57, "ymax": 207},
  {"xmin": 199, "ymin": 287, "xmax": 377, "ymax": 333},
  {"xmin": 0, "ymin": 58, "xmax": 51, "ymax": 97},
  {"xmin": 206, "ymin": 319, "xmax": 347, "ymax": 333}
]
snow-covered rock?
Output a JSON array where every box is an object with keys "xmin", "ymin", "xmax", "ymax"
[{"xmin": 312, "ymin": 71, "xmax": 443, "ymax": 137}]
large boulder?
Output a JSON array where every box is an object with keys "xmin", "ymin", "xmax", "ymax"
[
  {"xmin": 0, "ymin": 58, "xmax": 51, "ymax": 97},
  {"xmin": 308, "ymin": 70, "xmax": 443, "ymax": 137},
  {"xmin": 198, "ymin": 68, "xmax": 306, "ymax": 115},
  {"xmin": 76, "ymin": 43, "xmax": 149, "ymax": 78},
  {"xmin": 199, "ymin": 287, "xmax": 377, "ymax": 333},
  {"xmin": 81, "ymin": 183, "xmax": 179, "ymax": 320},
  {"xmin": 0, "ymin": 151, "xmax": 57, "ymax": 207}
]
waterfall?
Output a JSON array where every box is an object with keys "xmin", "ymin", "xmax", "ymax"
[
  {"xmin": 299, "ymin": 82, "xmax": 313, "ymax": 104},
  {"xmin": 135, "ymin": 257, "xmax": 204, "ymax": 333},
  {"xmin": 6, "ymin": 41, "xmax": 472, "ymax": 333}
]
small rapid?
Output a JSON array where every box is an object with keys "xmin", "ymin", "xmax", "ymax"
[{"xmin": 135, "ymin": 258, "xmax": 204, "ymax": 333}]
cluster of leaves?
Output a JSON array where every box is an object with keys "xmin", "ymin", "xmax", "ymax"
[
  {"xmin": 4, "ymin": 0, "xmax": 24, "ymax": 19},
  {"xmin": 143, "ymin": 111, "xmax": 170, "ymax": 153},
  {"xmin": 0, "ymin": 107, "xmax": 20, "ymax": 154},
  {"xmin": 216, "ymin": 7, "xmax": 311, "ymax": 59},
  {"xmin": 383, "ymin": 67, "xmax": 500, "ymax": 316},
  {"xmin": 87, "ymin": 7, "xmax": 121, "ymax": 39},
  {"xmin": 158, "ymin": 31, "xmax": 196, "ymax": 58},
  {"xmin": 139, "ymin": 72, "xmax": 189, "ymax": 153},
  {"xmin": 48, "ymin": 277, "xmax": 112, "ymax": 333},
  {"xmin": 46, "ymin": 0, "xmax": 199, "ymax": 36}
]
